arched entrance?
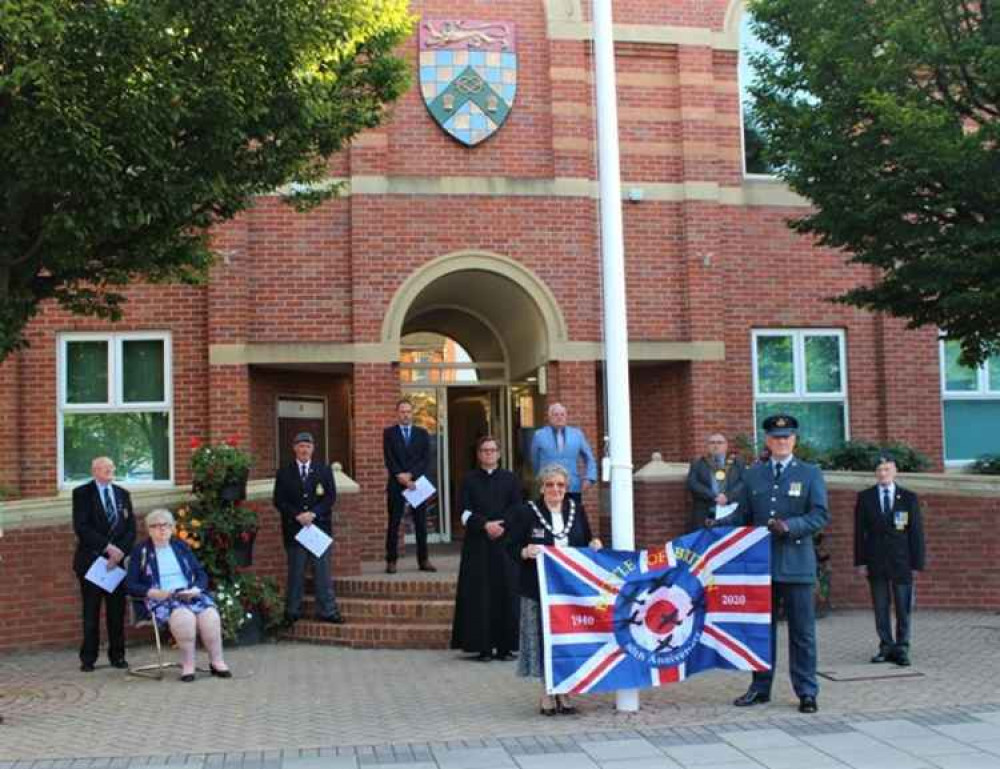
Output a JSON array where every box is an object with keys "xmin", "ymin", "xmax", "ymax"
[{"xmin": 384, "ymin": 252, "xmax": 565, "ymax": 541}]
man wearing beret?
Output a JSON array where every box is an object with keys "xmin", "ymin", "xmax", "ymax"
[
  {"xmin": 854, "ymin": 455, "xmax": 925, "ymax": 667},
  {"xmin": 273, "ymin": 432, "xmax": 343, "ymax": 626},
  {"xmin": 733, "ymin": 414, "xmax": 829, "ymax": 713}
]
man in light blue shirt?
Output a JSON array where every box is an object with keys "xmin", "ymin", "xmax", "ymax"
[{"xmin": 529, "ymin": 402, "xmax": 597, "ymax": 505}]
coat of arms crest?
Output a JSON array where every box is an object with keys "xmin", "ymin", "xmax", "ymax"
[{"xmin": 419, "ymin": 20, "xmax": 517, "ymax": 146}]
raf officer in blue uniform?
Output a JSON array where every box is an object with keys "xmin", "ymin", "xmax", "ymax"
[{"xmin": 733, "ymin": 414, "xmax": 829, "ymax": 714}]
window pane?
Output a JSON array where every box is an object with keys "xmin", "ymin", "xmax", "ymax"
[
  {"xmin": 756, "ymin": 335, "xmax": 794, "ymax": 394},
  {"xmin": 755, "ymin": 401, "xmax": 846, "ymax": 453},
  {"xmin": 122, "ymin": 339, "xmax": 165, "ymax": 402},
  {"xmin": 804, "ymin": 335, "xmax": 842, "ymax": 393},
  {"xmin": 740, "ymin": 13, "xmax": 777, "ymax": 175},
  {"xmin": 944, "ymin": 341, "xmax": 978, "ymax": 391},
  {"xmin": 63, "ymin": 412, "xmax": 170, "ymax": 483},
  {"xmin": 988, "ymin": 356, "xmax": 1000, "ymax": 393},
  {"xmin": 943, "ymin": 400, "xmax": 1000, "ymax": 461},
  {"xmin": 66, "ymin": 341, "xmax": 108, "ymax": 404}
]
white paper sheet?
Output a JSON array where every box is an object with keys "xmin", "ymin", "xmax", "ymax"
[
  {"xmin": 713, "ymin": 502, "xmax": 740, "ymax": 522},
  {"xmin": 402, "ymin": 475, "xmax": 436, "ymax": 508},
  {"xmin": 295, "ymin": 524, "xmax": 332, "ymax": 558},
  {"xmin": 84, "ymin": 556, "xmax": 127, "ymax": 593}
]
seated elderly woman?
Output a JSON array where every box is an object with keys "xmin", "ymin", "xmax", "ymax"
[
  {"xmin": 126, "ymin": 508, "xmax": 232, "ymax": 682},
  {"xmin": 506, "ymin": 464, "xmax": 602, "ymax": 716}
]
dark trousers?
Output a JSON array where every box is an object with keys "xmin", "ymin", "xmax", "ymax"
[
  {"xmin": 869, "ymin": 575, "xmax": 913, "ymax": 652},
  {"xmin": 79, "ymin": 577, "xmax": 127, "ymax": 666},
  {"xmin": 385, "ymin": 492, "xmax": 428, "ymax": 564},
  {"xmin": 285, "ymin": 541, "xmax": 338, "ymax": 619},
  {"xmin": 751, "ymin": 581, "xmax": 818, "ymax": 699}
]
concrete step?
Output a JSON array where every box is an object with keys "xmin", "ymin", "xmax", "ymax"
[{"xmin": 281, "ymin": 620, "xmax": 451, "ymax": 649}]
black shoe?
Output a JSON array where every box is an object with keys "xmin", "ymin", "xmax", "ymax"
[
  {"xmin": 318, "ymin": 613, "xmax": 345, "ymax": 624},
  {"xmin": 733, "ymin": 689, "xmax": 770, "ymax": 707},
  {"xmin": 418, "ymin": 561, "xmax": 438, "ymax": 572},
  {"xmin": 799, "ymin": 696, "xmax": 818, "ymax": 713},
  {"xmin": 80, "ymin": 662, "xmax": 95, "ymax": 673},
  {"xmin": 386, "ymin": 561, "xmax": 397, "ymax": 574},
  {"xmin": 281, "ymin": 613, "xmax": 299, "ymax": 629},
  {"xmin": 109, "ymin": 659, "xmax": 129, "ymax": 670},
  {"xmin": 894, "ymin": 651, "xmax": 911, "ymax": 667},
  {"xmin": 180, "ymin": 673, "xmax": 195, "ymax": 683},
  {"xmin": 870, "ymin": 650, "xmax": 891, "ymax": 663},
  {"xmin": 555, "ymin": 696, "xmax": 577, "ymax": 715},
  {"xmin": 209, "ymin": 665, "xmax": 233, "ymax": 678},
  {"xmin": 475, "ymin": 652, "xmax": 492, "ymax": 662},
  {"xmin": 494, "ymin": 651, "xmax": 516, "ymax": 661}
]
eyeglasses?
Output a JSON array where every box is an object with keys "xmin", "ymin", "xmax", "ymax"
[
  {"xmin": 479, "ymin": 447, "xmax": 499, "ymax": 453},
  {"xmin": 543, "ymin": 481, "xmax": 567, "ymax": 488},
  {"xmin": 148, "ymin": 523, "xmax": 172, "ymax": 529}
]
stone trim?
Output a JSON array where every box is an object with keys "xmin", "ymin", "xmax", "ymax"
[
  {"xmin": 209, "ymin": 342, "xmax": 395, "ymax": 366},
  {"xmin": 310, "ymin": 175, "xmax": 811, "ymax": 208}
]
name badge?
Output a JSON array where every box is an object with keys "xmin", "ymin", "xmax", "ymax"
[
  {"xmin": 894, "ymin": 510, "xmax": 908, "ymax": 530},
  {"xmin": 788, "ymin": 482, "xmax": 802, "ymax": 497},
  {"xmin": 714, "ymin": 470, "xmax": 726, "ymax": 481},
  {"xmin": 531, "ymin": 527, "xmax": 546, "ymax": 540}
]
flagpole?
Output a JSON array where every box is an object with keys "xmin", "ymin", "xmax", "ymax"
[{"xmin": 592, "ymin": 0, "xmax": 638, "ymax": 713}]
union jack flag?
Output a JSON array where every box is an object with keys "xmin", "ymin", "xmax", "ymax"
[{"xmin": 537, "ymin": 527, "xmax": 772, "ymax": 695}]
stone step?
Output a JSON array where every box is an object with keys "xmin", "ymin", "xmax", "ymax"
[
  {"xmin": 332, "ymin": 576, "xmax": 457, "ymax": 601},
  {"xmin": 300, "ymin": 596, "xmax": 455, "ymax": 625},
  {"xmin": 281, "ymin": 620, "xmax": 451, "ymax": 649}
]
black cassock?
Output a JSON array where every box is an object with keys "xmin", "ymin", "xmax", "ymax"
[{"xmin": 450, "ymin": 467, "xmax": 522, "ymax": 656}]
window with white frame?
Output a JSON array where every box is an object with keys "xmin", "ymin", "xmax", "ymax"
[
  {"xmin": 940, "ymin": 340, "xmax": 1000, "ymax": 463},
  {"xmin": 752, "ymin": 329, "xmax": 848, "ymax": 451},
  {"xmin": 59, "ymin": 332, "xmax": 173, "ymax": 486}
]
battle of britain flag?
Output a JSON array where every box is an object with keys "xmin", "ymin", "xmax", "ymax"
[{"xmin": 537, "ymin": 526, "xmax": 772, "ymax": 695}]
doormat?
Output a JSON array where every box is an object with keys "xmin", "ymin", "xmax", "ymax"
[{"xmin": 818, "ymin": 665, "xmax": 924, "ymax": 682}]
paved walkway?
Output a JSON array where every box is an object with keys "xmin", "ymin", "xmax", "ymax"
[{"xmin": 2, "ymin": 610, "xmax": 999, "ymax": 768}]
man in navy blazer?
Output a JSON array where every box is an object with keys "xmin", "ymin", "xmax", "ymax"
[
  {"xmin": 273, "ymin": 432, "xmax": 343, "ymax": 625},
  {"xmin": 686, "ymin": 432, "xmax": 746, "ymax": 530},
  {"xmin": 72, "ymin": 456, "xmax": 136, "ymax": 672},
  {"xmin": 854, "ymin": 455, "xmax": 925, "ymax": 666},
  {"xmin": 383, "ymin": 399, "xmax": 436, "ymax": 573},
  {"xmin": 529, "ymin": 402, "xmax": 597, "ymax": 505},
  {"xmin": 733, "ymin": 414, "xmax": 829, "ymax": 714}
]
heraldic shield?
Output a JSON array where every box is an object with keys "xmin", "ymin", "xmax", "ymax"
[{"xmin": 419, "ymin": 20, "xmax": 517, "ymax": 146}]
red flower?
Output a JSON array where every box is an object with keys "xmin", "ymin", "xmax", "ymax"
[
  {"xmin": 190, "ymin": 436, "xmax": 202, "ymax": 449},
  {"xmin": 225, "ymin": 435, "xmax": 240, "ymax": 447},
  {"xmin": 240, "ymin": 531, "xmax": 252, "ymax": 543}
]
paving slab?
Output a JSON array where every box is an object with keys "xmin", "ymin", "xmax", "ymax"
[
  {"xmin": 512, "ymin": 754, "xmax": 598, "ymax": 769},
  {"xmin": 579, "ymin": 740, "xmax": 662, "ymax": 761}
]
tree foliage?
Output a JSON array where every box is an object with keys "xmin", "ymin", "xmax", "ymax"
[
  {"xmin": 0, "ymin": 0, "xmax": 411, "ymax": 360},
  {"xmin": 747, "ymin": 0, "xmax": 1000, "ymax": 365}
]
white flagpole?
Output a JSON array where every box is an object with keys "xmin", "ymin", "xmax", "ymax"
[{"xmin": 592, "ymin": 0, "xmax": 638, "ymax": 712}]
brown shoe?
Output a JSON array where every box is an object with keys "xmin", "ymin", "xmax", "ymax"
[
  {"xmin": 418, "ymin": 561, "xmax": 437, "ymax": 572},
  {"xmin": 385, "ymin": 561, "xmax": 397, "ymax": 574}
]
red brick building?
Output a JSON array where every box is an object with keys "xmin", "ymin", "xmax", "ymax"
[{"xmin": 2, "ymin": 0, "xmax": 996, "ymax": 565}]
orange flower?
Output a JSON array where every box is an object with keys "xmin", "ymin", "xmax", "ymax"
[{"xmin": 191, "ymin": 519, "xmax": 202, "ymax": 528}]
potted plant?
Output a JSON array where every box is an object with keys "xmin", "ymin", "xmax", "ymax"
[{"xmin": 214, "ymin": 574, "xmax": 283, "ymax": 644}]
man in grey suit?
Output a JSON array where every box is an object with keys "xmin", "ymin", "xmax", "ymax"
[
  {"xmin": 686, "ymin": 433, "xmax": 746, "ymax": 530},
  {"xmin": 733, "ymin": 414, "xmax": 829, "ymax": 714}
]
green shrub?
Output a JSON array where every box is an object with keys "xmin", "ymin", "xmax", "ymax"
[
  {"xmin": 821, "ymin": 439, "xmax": 930, "ymax": 472},
  {"xmin": 970, "ymin": 455, "xmax": 1000, "ymax": 475}
]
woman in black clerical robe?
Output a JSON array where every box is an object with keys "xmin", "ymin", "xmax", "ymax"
[{"xmin": 450, "ymin": 435, "xmax": 523, "ymax": 661}]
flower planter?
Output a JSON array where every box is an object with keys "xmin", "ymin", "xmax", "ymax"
[
  {"xmin": 219, "ymin": 475, "xmax": 248, "ymax": 502},
  {"xmin": 233, "ymin": 613, "xmax": 265, "ymax": 646}
]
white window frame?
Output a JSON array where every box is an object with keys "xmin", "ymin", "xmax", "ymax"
[
  {"xmin": 939, "ymin": 339, "xmax": 1000, "ymax": 466},
  {"xmin": 751, "ymin": 328, "xmax": 849, "ymax": 446},
  {"xmin": 57, "ymin": 331, "xmax": 174, "ymax": 489}
]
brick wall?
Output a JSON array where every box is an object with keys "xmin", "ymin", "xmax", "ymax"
[{"xmin": 0, "ymin": 497, "xmax": 360, "ymax": 654}]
